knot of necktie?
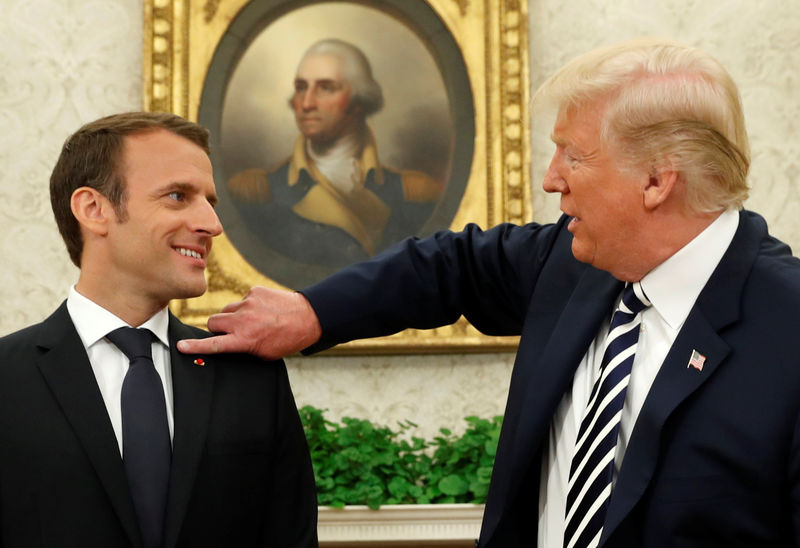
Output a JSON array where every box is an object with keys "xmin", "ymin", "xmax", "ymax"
[
  {"xmin": 617, "ymin": 282, "xmax": 651, "ymax": 317},
  {"xmin": 106, "ymin": 327, "xmax": 155, "ymax": 361}
]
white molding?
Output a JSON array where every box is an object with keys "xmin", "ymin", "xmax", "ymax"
[{"xmin": 318, "ymin": 504, "xmax": 484, "ymax": 542}]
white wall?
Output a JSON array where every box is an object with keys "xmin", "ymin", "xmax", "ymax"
[{"xmin": 1, "ymin": 0, "xmax": 798, "ymax": 440}]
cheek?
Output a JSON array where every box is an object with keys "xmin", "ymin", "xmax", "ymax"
[
  {"xmin": 322, "ymin": 92, "xmax": 351, "ymax": 115},
  {"xmin": 597, "ymin": 198, "xmax": 638, "ymax": 246}
]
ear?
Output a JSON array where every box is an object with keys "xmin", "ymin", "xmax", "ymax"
[
  {"xmin": 643, "ymin": 166, "xmax": 680, "ymax": 210},
  {"xmin": 70, "ymin": 187, "xmax": 115, "ymax": 237}
]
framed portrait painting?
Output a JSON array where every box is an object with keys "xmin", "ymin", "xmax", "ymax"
[{"xmin": 144, "ymin": 0, "xmax": 531, "ymax": 353}]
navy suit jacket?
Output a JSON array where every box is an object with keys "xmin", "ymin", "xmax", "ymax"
[
  {"xmin": 302, "ymin": 211, "xmax": 800, "ymax": 547},
  {"xmin": 0, "ymin": 304, "xmax": 318, "ymax": 548}
]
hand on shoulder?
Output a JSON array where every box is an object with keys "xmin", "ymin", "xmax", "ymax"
[{"xmin": 177, "ymin": 286, "xmax": 322, "ymax": 360}]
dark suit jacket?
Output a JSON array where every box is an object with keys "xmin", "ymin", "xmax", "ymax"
[
  {"xmin": 0, "ymin": 304, "xmax": 318, "ymax": 548},
  {"xmin": 302, "ymin": 211, "xmax": 800, "ymax": 547}
]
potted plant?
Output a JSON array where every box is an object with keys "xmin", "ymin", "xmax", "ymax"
[{"xmin": 299, "ymin": 406, "xmax": 502, "ymax": 544}]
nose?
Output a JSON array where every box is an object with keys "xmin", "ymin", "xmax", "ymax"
[
  {"xmin": 301, "ymin": 88, "xmax": 316, "ymax": 111},
  {"xmin": 542, "ymin": 155, "xmax": 568, "ymax": 194},
  {"xmin": 194, "ymin": 199, "xmax": 223, "ymax": 238}
]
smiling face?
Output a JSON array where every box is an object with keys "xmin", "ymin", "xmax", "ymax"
[
  {"xmin": 291, "ymin": 53, "xmax": 361, "ymax": 144},
  {"xmin": 542, "ymin": 101, "xmax": 649, "ymax": 280},
  {"xmin": 103, "ymin": 128, "xmax": 222, "ymax": 310}
]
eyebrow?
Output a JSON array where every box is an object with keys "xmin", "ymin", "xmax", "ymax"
[{"xmin": 295, "ymin": 77, "xmax": 341, "ymax": 87}]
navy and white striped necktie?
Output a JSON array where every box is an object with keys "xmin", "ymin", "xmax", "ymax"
[{"xmin": 563, "ymin": 282, "xmax": 651, "ymax": 548}]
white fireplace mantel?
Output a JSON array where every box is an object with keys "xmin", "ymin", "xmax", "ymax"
[{"xmin": 318, "ymin": 503, "xmax": 484, "ymax": 544}]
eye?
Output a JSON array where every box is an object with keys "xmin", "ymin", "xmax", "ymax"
[
  {"xmin": 167, "ymin": 191, "xmax": 185, "ymax": 202},
  {"xmin": 318, "ymin": 81, "xmax": 340, "ymax": 93},
  {"xmin": 563, "ymin": 148, "xmax": 582, "ymax": 168}
]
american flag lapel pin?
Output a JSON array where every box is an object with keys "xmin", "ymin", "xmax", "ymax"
[{"xmin": 687, "ymin": 349, "xmax": 706, "ymax": 371}]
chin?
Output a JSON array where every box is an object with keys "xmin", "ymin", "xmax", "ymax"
[
  {"xmin": 171, "ymin": 281, "xmax": 208, "ymax": 301},
  {"xmin": 570, "ymin": 241, "xmax": 594, "ymax": 266},
  {"xmin": 301, "ymin": 126, "xmax": 323, "ymax": 138}
]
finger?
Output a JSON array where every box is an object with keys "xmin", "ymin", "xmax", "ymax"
[
  {"xmin": 220, "ymin": 299, "xmax": 246, "ymax": 313},
  {"xmin": 176, "ymin": 333, "xmax": 243, "ymax": 355},
  {"xmin": 206, "ymin": 311, "xmax": 239, "ymax": 333}
]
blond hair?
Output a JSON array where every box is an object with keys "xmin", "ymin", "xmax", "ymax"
[{"xmin": 535, "ymin": 38, "xmax": 749, "ymax": 212}]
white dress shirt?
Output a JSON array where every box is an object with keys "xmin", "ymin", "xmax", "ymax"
[
  {"xmin": 66, "ymin": 286, "xmax": 175, "ymax": 455},
  {"xmin": 537, "ymin": 209, "xmax": 739, "ymax": 546}
]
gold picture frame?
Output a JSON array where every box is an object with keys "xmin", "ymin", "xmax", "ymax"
[{"xmin": 144, "ymin": 0, "xmax": 530, "ymax": 354}]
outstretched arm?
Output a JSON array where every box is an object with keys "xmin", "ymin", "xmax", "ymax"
[
  {"xmin": 176, "ymin": 287, "xmax": 321, "ymax": 360},
  {"xmin": 179, "ymin": 219, "xmax": 568, "ymax": 359}
]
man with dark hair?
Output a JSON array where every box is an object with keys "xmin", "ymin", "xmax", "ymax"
[
  {"xmin": 181, "ymin": 39, "xmax": 800, "ymax": 547},
  {"xmin": 49, "ymin": 112, "xmax": 212, "ymax": 267},
  {"xmin": 0, "ymin": 112, "xmax": 318, "ymax": 548}
]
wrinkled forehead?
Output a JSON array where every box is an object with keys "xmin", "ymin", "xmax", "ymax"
[{"xmin": 295, "ymin": 53, "xmax": 346, "ymax": 82}]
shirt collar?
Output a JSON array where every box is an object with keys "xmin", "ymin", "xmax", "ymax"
[
  {"xmin": 288, "ymin": 126, "xmax": 384, "ymax": 186},
  {"xmin": 66, "ymin": 285, "xmax": 171, "ymax": 349},
  {"xmin": 640, "ymin": 209, "xmax": 739, "ymax": 330}
]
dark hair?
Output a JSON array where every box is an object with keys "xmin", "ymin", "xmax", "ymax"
[{"xmin": 49, "ymin": 111, "xmax": 210, "ymax": 266}]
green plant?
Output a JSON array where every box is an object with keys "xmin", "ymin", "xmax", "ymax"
[{"xmin": 299, "ymin": 405, "xmax": 502, "ymax": 509}]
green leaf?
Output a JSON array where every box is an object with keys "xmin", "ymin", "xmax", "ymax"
[
  {"xmin": 469, "ymin": 477, "xmax": 490, "ymax": 498},
  {"xmin": 477, "ymin": 466, "xmax": 493, "ymax": 482},
  {"xmin": 388, "ymin": 476, "xmax": 410, "ymax": 497},
  {"xmin": 438, "ymin": 474, "xmax": 469, "ymax": 496}
]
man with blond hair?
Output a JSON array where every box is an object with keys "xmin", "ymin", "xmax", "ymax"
[{"xmin": 181, "ymin": 39, "xmax": 800, "ymax": 547}]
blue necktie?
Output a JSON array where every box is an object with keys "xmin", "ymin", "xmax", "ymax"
[
  {"xmin": 563, "ymin": 283, "xmax": 651, "ymax": 548},
  {"xmin": 107, "ymin": 327, "xmax": 170, "ymax": 548}
]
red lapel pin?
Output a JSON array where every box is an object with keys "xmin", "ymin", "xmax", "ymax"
[{"xmin": 193, "ymin": 358, "xmax": 205, "ymax": 366}]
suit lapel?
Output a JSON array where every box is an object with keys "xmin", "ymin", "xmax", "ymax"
[
  {"xmin": 35, "ymin": 303, "xmax": 143, "ymax": 548},
  {"xmin": 492, "ymin": 267, "xmax": 623, "ymax": 527},
  {"xmin": 600, "ymin": 211, "xmax": 765, "ymax": 544},
  {"xmin": 162, "ymin": 315, "xmax": 215, "ymax": 548},
  {"xmin": 600, "ymin": 309, "xmax": 730, "ymax": 543}
]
